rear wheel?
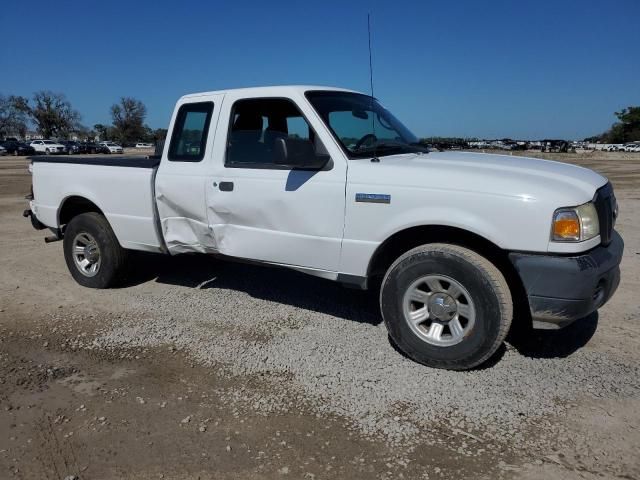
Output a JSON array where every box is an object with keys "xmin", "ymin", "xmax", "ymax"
[
  {"xmin": 380, "ymin": 244, "xmax": 512, "ymax": 370},
  {"xmin": 63, "ymin": 212, "xmax": 128, "ymax": 288}
]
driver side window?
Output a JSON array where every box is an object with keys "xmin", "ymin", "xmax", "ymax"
[{"xmin": 225, "ymin": 98, "xmax": 322, "ymax": 168}]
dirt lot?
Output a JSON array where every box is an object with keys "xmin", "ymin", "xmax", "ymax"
[{"xmin": 1, "ymin": 151, "xmax": 639, "ymax": 479}]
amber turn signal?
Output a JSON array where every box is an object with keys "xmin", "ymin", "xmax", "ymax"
[
  {"xmin": 553, "ymin": 218, "xmax": 579, "ymax": 239},
  {"xmin": 552, "ymin": 210, "xmax": 580, "ymax": 241}
]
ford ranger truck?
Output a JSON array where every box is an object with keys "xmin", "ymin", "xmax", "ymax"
[{"xmin": 24, "ymin": 86, "xmax": 623, "ymax": 370}]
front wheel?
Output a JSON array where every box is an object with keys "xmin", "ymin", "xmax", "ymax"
[
  {"xmin": 380, "ymin": 244, "xmax": 512, "ymax": 370},
  {"xmin": 63, "ymin": 212, "xmax": 128, "ymax": 288}
]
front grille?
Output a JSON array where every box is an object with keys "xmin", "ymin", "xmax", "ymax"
[{"xmin": 593, "ymin": 182, "xmax": 615, "ymax": 246}]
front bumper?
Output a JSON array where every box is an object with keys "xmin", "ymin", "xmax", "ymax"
[{"xmin": 509, "ymin": 231, "xmax": 623, "ymax": 329}]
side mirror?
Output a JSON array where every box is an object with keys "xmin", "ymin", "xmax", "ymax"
[{"xmin": 273, "ymin": 137, "xmax": 329, "ymax": 170}]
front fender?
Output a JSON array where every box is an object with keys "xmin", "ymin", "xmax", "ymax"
[
  {"xmin": 376, "ymin": 205, "xmax": 507, "ymax": 249},
  {"xmin": 340, "ymin": 188, "xmax": 547, "ymax": 277}
]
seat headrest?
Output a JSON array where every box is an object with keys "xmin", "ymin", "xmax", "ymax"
[{"xmin": 233, "ymin": 113, "xmax": 263, "ymax": 132}]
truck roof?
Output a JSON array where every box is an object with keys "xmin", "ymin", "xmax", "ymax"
[{"xmin": 179, "ymin": 85, "xmax": 363, "ymax": 101}]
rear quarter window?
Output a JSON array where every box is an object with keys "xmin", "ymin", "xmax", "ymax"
[{"xmin": 168, "ymin": 102, "xmax": 214, "ymax": 162}]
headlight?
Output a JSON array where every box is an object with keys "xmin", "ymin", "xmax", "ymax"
[{"xmin": 551, "ymin": 202, "xmax": 599, "ymax": 242}]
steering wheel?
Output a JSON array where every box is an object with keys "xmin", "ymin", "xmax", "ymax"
[{"xmin": 354, "ymin": 133, "xmax": 378, "ymax": 150}]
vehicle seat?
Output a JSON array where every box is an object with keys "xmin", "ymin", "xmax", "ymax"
[
  {"xmin": 228, "ymin": 113, "xmax": 268, "ymax": 164},
  {"xmin": 263, "ymin": 127, "xmax": 288, "ymax": 152}
]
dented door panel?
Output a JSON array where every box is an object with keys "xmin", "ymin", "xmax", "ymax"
[
  {"xmin": 155, "ymin": 94, "xmax": 224, "ymax": 254},
  {"xmin": 204, "ymin": 91, "xmax": 348, "ymax": 272},
  {"xmin": 206, "ymin": 168, "xmax": 345, "ymax": 270}
]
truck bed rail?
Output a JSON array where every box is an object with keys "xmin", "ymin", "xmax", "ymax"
[{"xmin": 29, "ymin": 156, "xmax": 161, "ymax": 169}]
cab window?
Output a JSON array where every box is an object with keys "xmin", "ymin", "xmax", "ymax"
[
  {"xmin": 225, "ymin": 98, "xmax": 321, "ymax": 168},
  {"xmin": 168, "ymin": 102, "xmax": 214, "ymax": 162}
]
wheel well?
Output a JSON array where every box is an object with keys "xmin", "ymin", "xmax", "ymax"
[
  {"xmin": 58, "ymin": 196, "xmax": 104, "ymax": 227},
  {"xmin": 367, "ymin": 225, "xmax": 530, "ymax": 324}
]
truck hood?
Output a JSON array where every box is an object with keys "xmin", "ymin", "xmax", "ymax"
[{"xmin": 350, "ymin": 151, "xmax": 608, "ymax": 206}]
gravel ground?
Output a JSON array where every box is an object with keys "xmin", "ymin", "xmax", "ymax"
[
  {"xmin": 85, "ymin": 266, "xmax": 638, "ymax": 450},
  {"xmin": 1, "ymin": 152, "xmax": 640, "ymax": 479}
]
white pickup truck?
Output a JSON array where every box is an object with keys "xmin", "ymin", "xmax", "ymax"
[{"xmin": 24, "ymin": 86, "xmax": 623, "ymax": 370}]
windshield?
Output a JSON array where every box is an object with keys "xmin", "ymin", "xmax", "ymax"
[
  {"xmin": 305, "ymin": 91, "xmax": 426, "ymax": 159},
  {"xmin": 43, "ymin": 140, "xmax": 55, "ymax": 144}
]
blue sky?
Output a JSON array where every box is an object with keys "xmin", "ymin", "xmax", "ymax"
[{"xmin": 1, "ymin": 0, "xmax": 638, "ymax": 139}]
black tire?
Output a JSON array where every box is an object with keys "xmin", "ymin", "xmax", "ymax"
[
  {"xmin": 63, "ymin": 212, "xmax": 128, "ymax": 288},
  {"xmin": 380, "ymin": 243, "xmax": 512, "ymax": 370}
]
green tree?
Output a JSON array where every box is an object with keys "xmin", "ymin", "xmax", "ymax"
[
  {"xmin": 614, "ymin": 106, "xmax": 640, "ymax": 142},
  {"xmin": 31, "ymin": 91, "xmax": 81, "ymax": 138},
  {"xmin": 0, "ymin": 94, "xmax": 30, "ymax": 138},
  {"xmin": 601, "ymin": 106, "xmax": 640, "ymax": 143},
  {"xmin": 153, "ymin": 128, "xmax": 168, "ymax": 143},
  {"xmin": 73, "ymin": 124, "xmax": 92, "ymax": 141},
  {"xmin": 93, "ymin": 123, "xmax": 109, "ymax": 141},
  {"xmin": 110, "ymin": 97, "xmax": 147, "ymax": 145}
]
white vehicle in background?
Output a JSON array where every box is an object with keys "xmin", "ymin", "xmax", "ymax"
[
  {"xmin": 135, "ymin": 143, "xmax": 154, "ymax": 148},
  {"xmin": 623, "ymin": 144, "xmax": 640, "ymax": 152},
  {"xmin": 24, "ymin": 85, "xmax": 623, "ymax": 371},
  {"xmin": 30, "ymin": 140, "xmax": 66, "ymax": 154},
  {"xmin": 99, "ymin": 141, "xmax": 124, "ymax": 154}
]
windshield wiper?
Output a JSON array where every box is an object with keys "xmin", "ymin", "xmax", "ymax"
[{"xmin": 353, "ymin": 142, "xmax": 427, "ymax": 157}]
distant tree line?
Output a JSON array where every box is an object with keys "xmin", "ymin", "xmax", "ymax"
[
  {"xmin": 0, "ymin": 91, "xmax": 167, "ymax": 145},
  {"xmin": 419, "ymin": 137, "xmax": 473, "ymax": 147},
  {"xmin": 585, "ymin": 106, "xmax": 640, "ymax": 143},
  {"xmin": 3, "ymin": 91, "xmax": 638, "ymax": 146}
]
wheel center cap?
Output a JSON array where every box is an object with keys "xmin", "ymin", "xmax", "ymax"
[
  {"xmin": 429, "ymin": 293, "xmax": 457, "ymax": 320},
  {"xmin": 84, "ymin": 245, "xmax": 99, "ymax": 263}
]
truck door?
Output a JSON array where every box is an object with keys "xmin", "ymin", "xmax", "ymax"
[
  {"xmin": 155, "ymin": 94, "xmax": 224, "ymax": 253},
  {"xmin": 205, "ymin": 94, "xmax": 347, "ymax": 272}
]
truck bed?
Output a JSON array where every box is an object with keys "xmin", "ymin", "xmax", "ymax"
[{"xmin": 30, "ymin": 156, "xmax": 164, "ymax": 253}]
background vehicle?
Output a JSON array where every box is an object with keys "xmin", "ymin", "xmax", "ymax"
[
  {"xmin": 0, "ymin": 145, "xmax": 6, "ymax": 156},
  {"xmin": 24, "ymin": 86, "xmax": 623, "ymax": 371},
  {"xmin": 605, "ymin": 144, "xmax": 624, "ymax": 152},
  {"xmin": 135, "ymin": 143, "xmax": 154, "ymax": 148},
  {"xmin": 30, "ymin": 140, "xmax": 65, "ymax": 154},
  {"xmin": 0, "ymin": 140, "xmax": 36, "ymax": 156},
  {"xmin": 81, "ymin": 142, "xmax": 101, "ymax": 154},
  {"xmin": 98, "ymin": 141, "xmax": 124, "ymax": 154},
  {"xmin": 59, "ymin": 140, "xmax": 87, "ymax": 154}
]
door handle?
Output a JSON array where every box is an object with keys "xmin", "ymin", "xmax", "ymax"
[{"xmin": 219, "ymin": 181, "xmax": 234, "ymax": 192}]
